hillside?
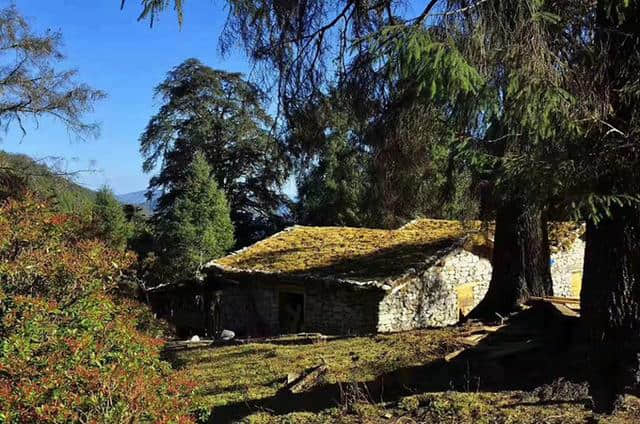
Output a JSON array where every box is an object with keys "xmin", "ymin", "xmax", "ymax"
[{"xmin": 0, "ymin": 151, "xmax": 95, "ymax": 213}]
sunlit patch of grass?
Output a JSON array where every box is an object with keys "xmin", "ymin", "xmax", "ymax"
[{"xmin": 171, "ymin": 329, "xmax": 462, "ymax": 410}]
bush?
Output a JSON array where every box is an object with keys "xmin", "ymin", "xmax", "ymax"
[
  {"xmin": 0, "ymin": 194, "xmax": 195, "ymax": 423},
  {"xmin": 91, "ymin": 186, "xmax": 133, "ymax": 250}
]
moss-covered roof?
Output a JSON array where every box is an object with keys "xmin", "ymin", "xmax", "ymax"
[
  {"xmin": 209, "ymin": 218, "xmax": 585, "ymax": 285},
  {"xmin": 211, "ymin": 219, "xmax": 485, "ymax": 282}
]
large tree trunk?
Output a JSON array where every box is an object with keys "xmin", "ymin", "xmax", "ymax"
[
  {"xmin": 581, "ymin": 205, "xmax": 640, "ymax": 413},
  {"xmin": 470, "ymin": 200, "xmax": 553, "ymax": 319}
]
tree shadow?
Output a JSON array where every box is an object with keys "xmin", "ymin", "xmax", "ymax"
[{"xmin": 204, "ymin": 304, "xmax": 590, "ymax": 423}]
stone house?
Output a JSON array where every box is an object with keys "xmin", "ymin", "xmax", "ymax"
[{"xmin": 150, "ymin": 219, "xmax": 585, "ymax": 337}]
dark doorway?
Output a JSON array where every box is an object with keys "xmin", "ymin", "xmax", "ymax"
[{"xmin": 279, "ymin": 291, "xmax": 304, "ymax": 334}]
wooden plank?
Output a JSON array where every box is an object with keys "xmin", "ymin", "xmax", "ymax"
[
  {"xmin": 544, "ymin": 296, "xmax": 581, "ymax": 304},
  {"xmin": 482, "ymin": 325, "xmax": 506, "ymax": 333},
  {"xmin": 461, "ymin": 333, "xmax": 489, "ymax": 346},
  {"xmin": 529, "ymin": 296, "xmax": 580, "ymax": 304},
  {"xmin": 284, "ymin": 364, "xmax": 328, "ymax": 394},
  {"xmin": 445, "ymin": 348, "xmax": 466, "ymax": 362},
  {"xmin": 462, "ymin": 325, "xmax": 505, "ymax": 337},
  {"xmin": 565, "ymin": 303, "xmax": 581, "ymax": 311},
  {"xmin": 549, "ymin": 302, "xmax": 580, "ymax": 318}
]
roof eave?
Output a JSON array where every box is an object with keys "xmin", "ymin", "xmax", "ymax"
[{"xmin": 205, "ymin": 262, "xmax": 392, "ymax": 291}]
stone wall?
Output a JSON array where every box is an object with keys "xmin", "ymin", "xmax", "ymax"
[
  {"xmin": 217, "ymin": 281, "xmax": 383, "ymax": 336},
  {"xmin": 220, "ymin": 284, "xmax": 279, "ymax": 336},
  {"xmin": 377, "ymin": 249, "xmax": 492, "ymax": 332},
  {"xmin": 377, "ymin": 238, "xmax": 586, "ymax": 332},
  {"xmin": 207, "ymin": 237, "xmax": 587, "ymax": 336},
  {"xmin": 305, "ymin": 284, "xmax": 382, "ymax": 335},
  {"xmin": 550, "ymin": 237, "xmax": 585, "ymax": 298}
]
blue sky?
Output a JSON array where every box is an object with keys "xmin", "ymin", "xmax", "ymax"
[
  {"xmin": 2, "ymin": 0, "xmax": 425, "ymax": 195},
  {"xmin": 3, "ymin": 0, "xmax": 249, "ymax": 194}
]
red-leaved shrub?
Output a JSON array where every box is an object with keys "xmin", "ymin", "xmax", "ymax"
[{"xmin": 0, "ymin": 195, "xmax": 196, "ymax": 423}]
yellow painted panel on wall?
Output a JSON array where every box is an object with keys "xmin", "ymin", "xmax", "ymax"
[
  {"xmin": 456, "ymin": 283, "xmax": 476, "ymax": 317},
  {"xmin": 571, "ymin": 272, "xmax": 582, "ymax": 298}
]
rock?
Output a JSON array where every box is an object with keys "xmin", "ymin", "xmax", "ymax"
[
  {"xmin": 189, "ymin": 335, "xmax": 200, "ymax": 342},
  {"xmin": 220, "ymin": 329, "xmax": 235, "ymax": 341}
]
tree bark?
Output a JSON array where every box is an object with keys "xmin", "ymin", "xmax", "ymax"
[
  {"xmin": 581, "ymin": 205, "xmax": 640, "ymax": 413},
  {"xmin": 469, "ymin": 200, "xmax": 553, "ymax": 319}
]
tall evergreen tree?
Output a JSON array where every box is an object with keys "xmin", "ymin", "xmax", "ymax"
[
  {"xmin": 578, "ymin": 0, "xmax": 640, "ymax": 412},
  {"xmin": 286, "ymin": 90, "xmax": 370, "ymax": 227},
  {"xmin": 140, "ymin": 58, "xmax": 290, "ymax": 247},
  {"xmin": 92, "ymin": 187, "xmax": 132, "ymax": 250},
  {"xmin": 288, "ymin": 60, "xmax": 478, "ymax": 229},
  {"xmin": 154, "ymin": 152, "xmax": 235, "ymax": 283},
  {"xmin": 296, "ymin": 133, "xmax": 369, "ymax": 227},
  {"xmin": 440, "ymin": 1, "xmax": 562, "ymax": 315}
]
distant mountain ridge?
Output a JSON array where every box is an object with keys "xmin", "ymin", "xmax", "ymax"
[{"xmin": 116, "ymin": 189, "xmax": 160, "ymax": 212}]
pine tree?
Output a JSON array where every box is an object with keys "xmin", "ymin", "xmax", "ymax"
[
  {"xmin": 140, "ymin": 58, "xmax": 290, "ymax": 247},
  {"xmin": 154, "ymin": 152, "xmax": 234, "ymax": 282},
  {"xmin": 92, "ymin": 187, "xmax": 132, "ymax": 250},
  {"xmin": 578, "ymin": 0, "xmax": 640, "ymax": 412}
]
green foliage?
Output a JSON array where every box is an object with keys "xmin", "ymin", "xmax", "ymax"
[
  {"xmin": 141, "ymin": 58, "xmax": 290, "ymax": 247},
  {"xmin": 123, "ymin": 204, "xmax": 155, "ymax": 257},
  {"xmin": 297, "ymin": 136, "xmax": 367, "ymax": 227},
  {"xmin": 365, "ymin": 96, "xmax": 478, "ymax": 227},
  {"xmin": 385, "ymin": 28, "xmax": 483, "ymax": 104},
  {"xmin": 0, "ymin": 194, "xmax": 195, "ymax": 423},
  {"xmin": 290, "ymin": 93, "xmax": 370, "ymax": 227},
  {"xmin": 122, "ymin": 0, "xmax": 183, "ymax": 27},
  {"xmin": 154, "ymin": 152, "xmax": 235, "ymax": 282},
  {"xmin": 289, "ymin": 74, "xmax": 478, "ymax": 228},
  {"xmin": 92, "ymin": 186, "xmax": 133, "ymax": 250}
]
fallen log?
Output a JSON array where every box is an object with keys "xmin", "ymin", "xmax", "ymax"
[{"xmin": 282, "ymin": 363, "xmax": 328, "ymax": 394}]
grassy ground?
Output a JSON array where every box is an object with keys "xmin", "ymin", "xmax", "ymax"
[
  {"xmin": 168, "ymin": 328, "xmax": 640, "ymax": 423},
  {"xmin": 168, "ymin": 329, "xmax": 462, "ymax": 411},
  {"xmin": 244, "ymin": 391, "xmax": 640, "ymax": 424}
]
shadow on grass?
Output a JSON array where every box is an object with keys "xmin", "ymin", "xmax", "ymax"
[{"xmin": 202, "ymin": 304, "xmax": 590, "ymax": 423}]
